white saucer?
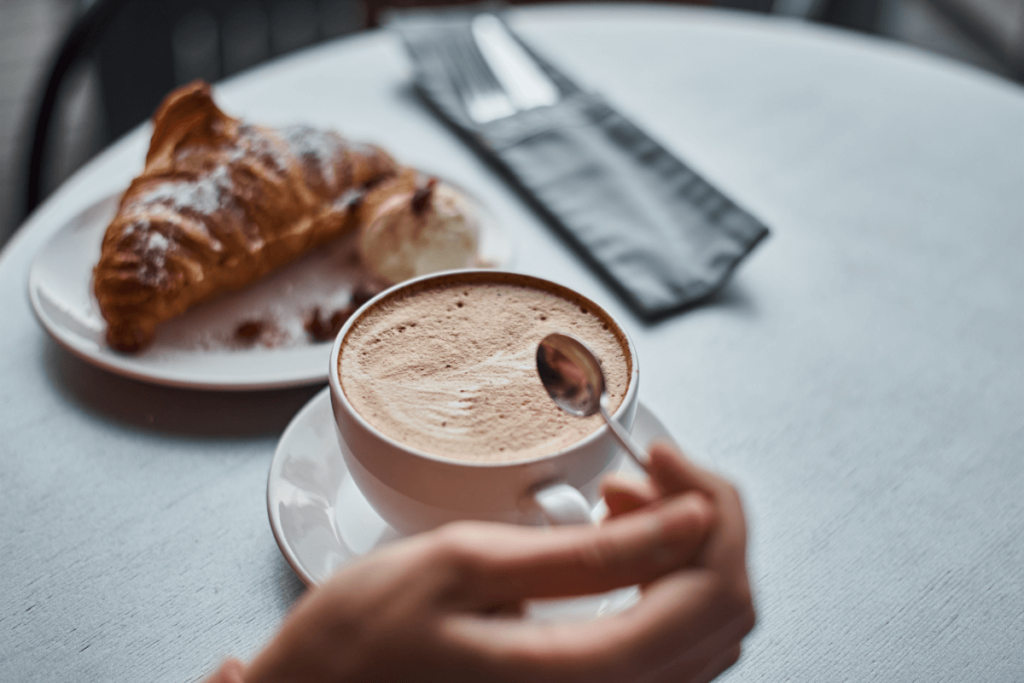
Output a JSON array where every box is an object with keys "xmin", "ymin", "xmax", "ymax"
[
  {"xmin": 268, "ymin": 388, "xmax": 676, "ymax": 620},
  {"xmin": 28, "ymin": 185, "xmax": 511, "ymax": 391}
]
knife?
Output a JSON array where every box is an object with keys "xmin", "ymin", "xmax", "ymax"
[{"xmin": 471, "ymin": 14, "xmax": 561, "ymax": 112}]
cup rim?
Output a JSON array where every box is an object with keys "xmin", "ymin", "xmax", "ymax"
[{"xmin": 328, "ymin": 269, "xmax": 639, "ymax": 469}]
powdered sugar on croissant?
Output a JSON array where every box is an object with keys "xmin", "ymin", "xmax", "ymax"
[{"xmin": 93, "ymin": 81, "xmax": 404, "ymax": 352}]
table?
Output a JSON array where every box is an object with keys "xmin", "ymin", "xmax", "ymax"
[{"xmin": 2, "ymin": 5, "xmax": 1022, "ymax": 681}]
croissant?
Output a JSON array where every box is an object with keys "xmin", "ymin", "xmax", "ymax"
[{"xmin": 93, "ymin": 81, "xmax": 415, "ymax": 352}]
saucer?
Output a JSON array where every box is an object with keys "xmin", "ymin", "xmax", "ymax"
[{"xmin": 267, "ymin": 388, "xmax": 675, "ymax": 619}]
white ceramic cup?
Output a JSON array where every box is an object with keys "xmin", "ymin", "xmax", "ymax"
[{"xmin": 328, "ymin": 270, "xmax": 640, "ymax": 536}]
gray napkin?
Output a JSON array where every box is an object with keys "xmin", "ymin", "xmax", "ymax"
[{"xmin": 390, "ymin": 10, "xmax": 769, "ymax": 320}]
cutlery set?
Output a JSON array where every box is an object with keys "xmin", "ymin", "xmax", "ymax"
[{"xmin": 434, "ymin": 13, "xmax": 561, "ymax": 124}]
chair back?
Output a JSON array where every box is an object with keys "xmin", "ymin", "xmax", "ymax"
[{"xmin": 23, "ymin": 0, "xmax": 366, "ymax": 219}]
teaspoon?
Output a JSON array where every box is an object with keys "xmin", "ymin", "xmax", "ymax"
[{"xmin": 536, "ymin": 333, "xmax": 649, "ymax": 471}]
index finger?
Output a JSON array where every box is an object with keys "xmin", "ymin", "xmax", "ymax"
[
  {"xmin": 647, "ymin": 441, "xmax": 730, "ymax": 499},
  {"xmin": 647, "ymin": 442, "xmax": 750, "ymax": 578}
]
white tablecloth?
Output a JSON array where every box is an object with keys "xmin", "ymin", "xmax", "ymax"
[{"xmin": 1, "ymin": 5, "xmax": 1022, "ymax": 681}]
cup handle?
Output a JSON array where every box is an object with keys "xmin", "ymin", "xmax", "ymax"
[{"xmin": 532, "ymin": 482, "xmax": 594, "ymax": 526}]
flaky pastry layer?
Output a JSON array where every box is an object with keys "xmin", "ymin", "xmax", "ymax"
[{"xmin": 93, "ymin": 81, "xmax": 415, "ymax": 352}]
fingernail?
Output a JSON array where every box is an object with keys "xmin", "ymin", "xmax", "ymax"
[
  {"xmin": 650, "ymin": 439, "xmax": 686, "ymax": 461},
  {"xmin": 671, "ymin": 494, "xmax": 713, "ymax": 528},
  {"xmin": 652, "ymin": 496, "xmax": 714, "ymax": 563}
]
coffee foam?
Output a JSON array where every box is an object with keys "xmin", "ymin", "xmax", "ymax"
[{"xmin": 339, "ymin": 275, "xmax": 631, "ymax": 463}]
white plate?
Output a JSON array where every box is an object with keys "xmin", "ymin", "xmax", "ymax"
[
  {"xmin": 28, "ymin": 187, "xmax": 512, "ymax": 390},
  {"xmin": 268, "ymin": 389, "xmax": 675, "ymax": 620}
]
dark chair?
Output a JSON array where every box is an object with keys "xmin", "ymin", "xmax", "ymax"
[
  {"xmin": 923, "ymin": 0, "xmax": 1024, "ymax": 81},
  {"xmin": 20, "ymin": 0, "xmax": 367, "ymax": 224}
]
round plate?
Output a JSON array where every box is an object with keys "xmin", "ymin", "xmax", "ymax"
[
  {"xmin": 268, "ymin": 389, "xmax": 675, "ymax": 620},
  {"xmin": 28, "ymin": 185, "xmax": 512, "ymax": 391}
]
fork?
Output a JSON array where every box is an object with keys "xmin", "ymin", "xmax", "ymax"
[{"xmin": 433, "ymin": 28, "xmax": 516, "ymax": 124}]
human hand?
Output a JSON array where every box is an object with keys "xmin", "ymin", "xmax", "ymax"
[
  {"xmin": 215, "ymin": 444, "xmax": 752, "ymax": 683},
  {"xmin": 599, "ymin": 441, "xmax": 756, "ymax": 681}
]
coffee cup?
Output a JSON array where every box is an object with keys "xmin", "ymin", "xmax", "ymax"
[{"xmin": 327, "ymin": 270, "xmax": 639, "ymax": 535}]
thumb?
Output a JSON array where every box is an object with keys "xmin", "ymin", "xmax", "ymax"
[{"xmin": 465, "ymin": 492, "xmax": 714, "ymax": 604}]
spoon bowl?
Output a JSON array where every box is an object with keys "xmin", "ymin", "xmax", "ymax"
[{"xmin": 537, "ymin": 333, "xmax": 649, "ymax": 471}]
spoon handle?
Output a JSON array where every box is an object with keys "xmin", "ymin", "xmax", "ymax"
[{"xmin": 599, "ymin": 399, "xmax": 650, "ymax": 472}]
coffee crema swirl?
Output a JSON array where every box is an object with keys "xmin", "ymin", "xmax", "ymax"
[{"xmin": 339, "ymin": 276, "xmax": 631, "ymax": 462}]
